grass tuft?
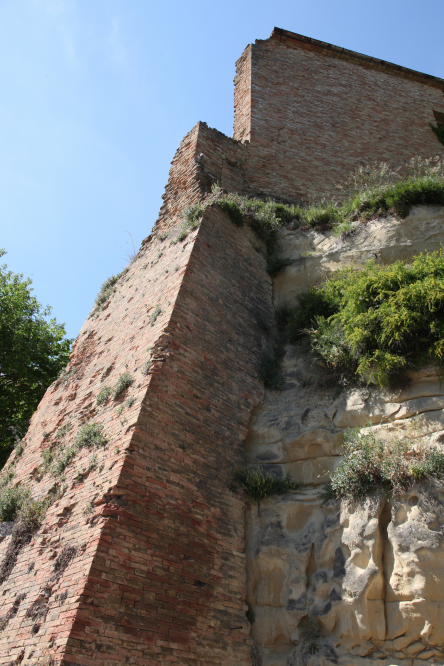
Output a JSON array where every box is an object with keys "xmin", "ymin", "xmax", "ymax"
[
  {"xmin": 90, "ymin": 269, "xmax": 128, "ymax": 317},
  {"xmin": 150, "ymin": 304, "xmax": 162, "ymax": 326},
  {"xmin": 184, "ymin": 157, "xmax": 444, "ymax": 269},
  {"xmin": 41, "ymin": 421, "xmax": 107, "ymax": 479},
  {"xmin": 231, "ymin": 467, "xmax": 298, "ymax": 502}
]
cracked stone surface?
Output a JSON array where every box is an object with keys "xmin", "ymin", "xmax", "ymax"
[{"xmin": 246, "ymin": 207, "xmax": 444, "ymax": 666}]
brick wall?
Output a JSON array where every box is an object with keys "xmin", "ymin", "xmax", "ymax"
[
  {"xmin": 233, "ymin": 46, "xmax": 252, "ymax": 144},
  {"xmin": 0, "ymin": 120, "xmax": 271, "ymax": 665},
  {"xmin": 151, "ymin": 122, "xmax": 246, "ymax": 243},
  {"xmin": 234, "ymin": 28, "xmax": 444, "ymax": 202}
]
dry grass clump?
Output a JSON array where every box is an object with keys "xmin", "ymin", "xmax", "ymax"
[{"xmin": 322, "ymin": 418, "xmax": 444, "ymax": 502}]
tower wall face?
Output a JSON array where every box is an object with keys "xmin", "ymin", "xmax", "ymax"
[
  {"xmin": 0, "ymin": 123, "xmax": 270, "ymax": 665},
  {"xmin": 234, "ymin": 30, "xmax": 444, "ymax": 201}
]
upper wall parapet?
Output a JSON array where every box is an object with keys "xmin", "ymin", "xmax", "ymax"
[
  {"xmin": 270, "ymin": 27, "xmax": 444, "ymax": 89},
  {"xmin": 234, "ymin": 27, "xmax": 444, "ymax": 202}
]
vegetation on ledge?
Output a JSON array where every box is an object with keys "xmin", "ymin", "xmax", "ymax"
[
  {"xmin": 321, "ymin": 422, "xmax": 444, "ymax": 502},
  {"xmin": 289, "ymin": 248, "xmax": 444, "ymax": 387},
  {"xmin": 230, "ymin": 467, "xmax": 298, "ymax": 502},
  {"xmin": 184, "ymin": 155, "xmax": 444, "ymax": 242}
]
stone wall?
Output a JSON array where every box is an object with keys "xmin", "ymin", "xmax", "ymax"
[{"xmin": 234, "ymin": 28, "xmax": 444, "ymax": 202}]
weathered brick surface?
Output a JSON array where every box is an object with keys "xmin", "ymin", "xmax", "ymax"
[
  {"xmin": 234, "ymin": 27, "xmax": 444, "ymax": 201},
  {"xmin": 152, "ymin": 122, "xmax": 246, "ymax": 240},
  {"xmin": 0, "ymin": 121, "xmax": 270, "ymax": 664}
]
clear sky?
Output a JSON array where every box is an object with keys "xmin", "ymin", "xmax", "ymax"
[{"xmin": 1, "ymin": 0, "xmax": 444, "ymax": 340}]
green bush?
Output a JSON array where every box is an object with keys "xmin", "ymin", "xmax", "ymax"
[
  {"xmin": 321, "ymin": 424, "xmax": 444, "ymax": 503},
  {"xmin": 113, "ymin": 372, "xmax": 134, "ymax": 398},
  {"xmin": 231, "ymin": 467, "xmax": 298, "ymax": 502},
  {"xmin": 0, "ymin": 483, "xmax": 31, "ymax": 522},
  {"xmin": 96, "ymin": 386, "xmax": 112, "ymax": 405},
  {"xmin": 290, "ymin": 248, "xmax": 444, "ymax": 386}
]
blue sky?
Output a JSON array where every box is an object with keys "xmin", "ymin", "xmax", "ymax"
[{"xmin": 1, "ymin": 0, "xmax": 444, "ymax": 339}]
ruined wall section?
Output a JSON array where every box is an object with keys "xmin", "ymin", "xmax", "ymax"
[
  {"xmin": 63, "ymin": 207, "xmax": 271, "ymax": 666},
  {"xmin": 0, "ymin": 121, "xmax": 270, "ymax": 665},
  {"xmin": 234, "ymin": 29, "xmax": 444, "ymax": 202},
  {"xmin": 150, "ymin": 122, "xmax": 247, "ymax": 243}
]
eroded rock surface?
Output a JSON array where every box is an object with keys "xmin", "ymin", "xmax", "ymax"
[{"xmin": 245, "ymin": 207, "xmax": 444, "ymax": 666}]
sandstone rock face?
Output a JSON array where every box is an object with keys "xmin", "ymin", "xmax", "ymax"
[
  {"xmin": 245, "ymin": 206, "xmax": 444, "ymax": 665},
  {"xmin": 274, "ymin": 206, "xmax": 444, "ymax": 303}
]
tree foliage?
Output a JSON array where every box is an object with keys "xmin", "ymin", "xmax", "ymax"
[{"xmin": 0, "ymin": 250, "xmax": 72, "ymax": 465}]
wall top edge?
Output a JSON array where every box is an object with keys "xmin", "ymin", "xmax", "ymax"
[{"xmin": 269, "ymin": 27, "xmax": 444, "ymax": 89}]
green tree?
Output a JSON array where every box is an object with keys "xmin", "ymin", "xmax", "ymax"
[{"xmin": 0, "ymin": 250, "xmax": 72, "ymax": 466}]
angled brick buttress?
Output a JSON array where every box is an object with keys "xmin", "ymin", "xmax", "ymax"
[{"xmin": 0, "ymin": 122, "xmax": 271, "ymax": 665}]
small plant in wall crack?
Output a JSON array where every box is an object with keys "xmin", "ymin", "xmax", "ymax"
[
  {"xmin": 178, "ymin": 201, "xmax": 207, "ymax": 241},
  {"xmin": 141, "ymin": 360, "xmax": 152, "ymax": 375},
  {"xmin": 149, "ymin": 304, "xmax": 162, "ymax": 326},
  {"xmin": 89, "ymin": 268, "xmax": 128, "ymax": 318},
  {"xmin": 112, "ymin": 372, "xmax": 134, "ymax": 398},
  {"xmin": 230, "ymin": 467, "xmax": 298, "ymax": 502},
  {"xmin": 0, "ymin": 491, "xmax": 50, "ymax": 585},
  {"xmin": 96, "ymin": 386, "xmax": 112, "ymax": 406},
  {"xmin": 40, "ymin": 422, "xmax": 107, "ymax": 479}
]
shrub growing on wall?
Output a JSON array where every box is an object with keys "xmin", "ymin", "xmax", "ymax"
[
  {"xmin": 321, "ymin": 422, "xmax": 444, "ymax": 502},
  {"xmin": 290, "ymin": 248, "xmax": 444, "ymax": 386}
]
